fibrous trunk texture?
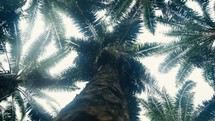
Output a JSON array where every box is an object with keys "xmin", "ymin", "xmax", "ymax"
[{"xmin": 54, "ymin": 64, "xmax": 129, "ymax": 121}]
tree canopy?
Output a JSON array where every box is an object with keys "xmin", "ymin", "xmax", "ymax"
[{"xmin": 0, "ymin": 0, "xmax": 215, "ymax": 121}]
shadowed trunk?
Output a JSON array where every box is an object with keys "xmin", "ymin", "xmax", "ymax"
[{"xmin": 54, "ymin": 64, "xmax": 129, "ymax": 121}]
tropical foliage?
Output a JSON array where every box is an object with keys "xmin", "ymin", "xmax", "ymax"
[
  {"xmin": 157, "ymin": 0, "xmax": 215, "ymax": 88},
  {"xmin": 140, "ymin": 80, "xmax": 215, "ymax": 121},
  {"xmin": 1, "ymin": 0, "xmax": 215, "ymax": 121},
  {"xmin": 0, "ymin": 0, "xmax": 77, "ymax": 120}
]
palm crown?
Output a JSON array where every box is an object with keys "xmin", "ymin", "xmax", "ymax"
[{"xmin": 158, "ymin": 0, "xmax": 215, "ymax": 87}]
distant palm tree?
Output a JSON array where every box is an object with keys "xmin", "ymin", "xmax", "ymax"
[
  {"xmin": 140, "ymin": 80, "xmax": 215, "ymax": 121},
  {"xmin": 0, "ymin": 0, "xmax": 77, "ymax": 120},
  {"xmin": 157, "ymin": 0, "xmax": 215, "ymax": 87}
]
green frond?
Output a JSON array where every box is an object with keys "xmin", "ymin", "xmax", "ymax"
[
  {"xmin": 107, "ymin": 0, "xmax": 134, "ymax": 21},
  {"xmin": 167, "ymin": 1, "xmax": 203, "ymax": 23},
  {"xmin": 140, "ymin": 96, "xmax": 166, "ymax": 121},
  {"xmin": 21, "ymin": 0, "xmax": 39, "ymax": 43},
  {"xmin": 195, "ymin": 0, "xmax": 215, "ymax": 28},
  {"xmin": 160, "ymin": 88, "xmax": 176, "ymax": 120},
  {"xmin": 29, "ymin": 89, "xmax": 59, "ymax": 114},
  {"xmin": 6, "ymin": 20, "xmax": 22, "ymax": 74},
  {"xmin": 176, "ymin": 62, "xmax": 194, "ymax": 85},
  {"xmin": 22, "ymin": 30, "xmax": 52, "ymax": 66},
  {"xmin": 26, "ymin": 102, "xmax": 53, "ymax": 121},
  {"xmin": 36, "ymin": 49, "xmax": 72, "ymax": 71},
  {"xmin": 175, "ymin": 80, "xmax": 195, "ymax": 121},
  {"xmin": 130, "ymin": 42, "xmax": 164, "ymax": 58},
  {"xmin": 159, "ymin": 48, "xmax": 187, "ymax": 73},
  {"xmin": 39, "ymin": 0, "xmax": 67, "ymax": 49},
  {"xmin": 52, "ymin": 0, "xmax": 101, "ymax": 41},
  {"xmin": 18, "ymin": 89, "xmax": 54, "ymax": 121},
  {"xmin": 202, "ymin": 64, "xmax": 215, "ymax": 89},
  {"xmin": 142, "ymin": 0, "xmax": 156, "ymax": 34},
  {"xmin": 194, "ymin": 95, "xmax": 215, "ymax": 121},
  {"xmin": 58, "ymin": 66, "xmax": 89, "ymax": 86},
  {"xmin": 108, "ymin": 18, "xmax": 142, "ymax": 45}
]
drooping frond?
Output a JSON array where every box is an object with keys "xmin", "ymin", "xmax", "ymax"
[
  {"xmin": 22, "ymin": 0, "xmax": 39, "ymax": 43},
  {"xmin": 52, "ymin": 0, "xmax": 102, "ymax": 41},
  {"xmin": 140, "ymin": 96, "xmax": 166, "ymax": 121},
  {"xmin": 18, "ymin": 88, "xmax": 54, "ymax": 121},
  {"xmin": 175, "ymin": 80, "xmax": 195, "ymax": 121},
  {"xmin": 159, "ymin": 47, "xmax": 187, "ymax": 73},
  {"xmin": 39, "ymin": 0, "xmax": 67, "ymax": 49},
  {"xmin": 142, "ymin": 0, "xmax": 156, "ymax": 34},
  {"xmin": 195, "ymin": 0, "xmax": 215, "ymax": 28},
  {"xmin": 21, "ymin": 30, "xmax": 52, "ymax": 65},
  {"xmin": 28, "ymin": 89, "xmax": 59, "ymax": 114},
  {"xmin": 176, "ymin": 62, "xmax": 194, "ymax": 85},
  {"xmin": 160, "ymin": 88, "xmax": 176, "ymax": 120}
]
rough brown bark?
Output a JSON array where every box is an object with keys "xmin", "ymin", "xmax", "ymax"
[{"xmin": 54, "ymin": 64, "xmax": 129, "ymax": 121}]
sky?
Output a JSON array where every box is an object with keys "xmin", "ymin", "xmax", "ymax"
[{"xmin": 15, "ymin": 0, "xmax": 215, "ymax": 120}]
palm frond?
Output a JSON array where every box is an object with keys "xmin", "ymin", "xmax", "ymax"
[
  {"xmin": 29, "ymin": 89, "xmax": 59, "ymax": 114},
  {"xmin": 58, "ymin": 66, "xmax": 88, "ymax": 86},
  {"xmin": 175, "ymin": 80, "xmax": 195, "ymax": 121},
  {"xmin": 22, "ymin": 0, "xmax": 39, "ymax": 43},
  {"xmin": 142, "ymin": 0, "xmax": 156, "ymax": 34},
  {"xmin": 126, "ymin": 94, "xmax": 141, "ymax": 121},
  {"xmin": 195, "ymin": 0, "xmax": 215, "ymax": 28},
  {"xmin": 107, "ymin": 0, "xmax": 134, "ymax": 21},
  {"xmin": 140, "ymin": 96, "xmax": 166, "ymax": 121},
  {"xmin": 39, "ymin": 0, "xmax": 67, "ymax": 49},
  {"xmin": 202, "ymin": 64, "xmax": 215, "ymax": 89},
  {"xmin": 194, "ymin": 95, "xmax": 215, "ymax": 121},
  {"xmin": 159, "ymin": 48, "xmax": 187, "ymax": 73},
  {"xmin": 53, "ymin": 0, "xmax": 101, "ymax": 41},
  {"xmin": 108, "ymin": 18, "xmax": 142, "ymax": 45},
  {"xmin": 21, "ymin": 30, "xmax": 52, "ymax": 66},
  {"xmin": 160, "ymin": 88, "xmax": 176, "ymax": 120},
  {"xmin": 176, "ymin": 62, "xmax": 194, "ymax": 85},
  {"xmin": 17, "ymin": 88, "xmax": 54, "ymax": 121},
  {"xmin": 130, "ymin": 42, "xmax": 164, "ymax": 58}
]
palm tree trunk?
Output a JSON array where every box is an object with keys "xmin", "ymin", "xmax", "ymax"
[{"xmin": 54, "ymin": 64, "xmax": 129, "ymax": 121}]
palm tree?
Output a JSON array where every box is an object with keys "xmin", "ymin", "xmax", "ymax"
[
  {"xmin": 0, "ymin": 0, "xmax": 78, "ymax": 120},
  {"xmin": 139, "ymin": 80, "xmax": 215, "ymax": 121},
  {"xmin": 0, "ymin": 0, "xmax": 165, "ymax": 120},
  {"xmin": 49, "ymin": 0, "xmax": 165, "ymax": 121},
  {"xmin": 157, "ymin": 0, "xmax": 215, "ymax": 87}
]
